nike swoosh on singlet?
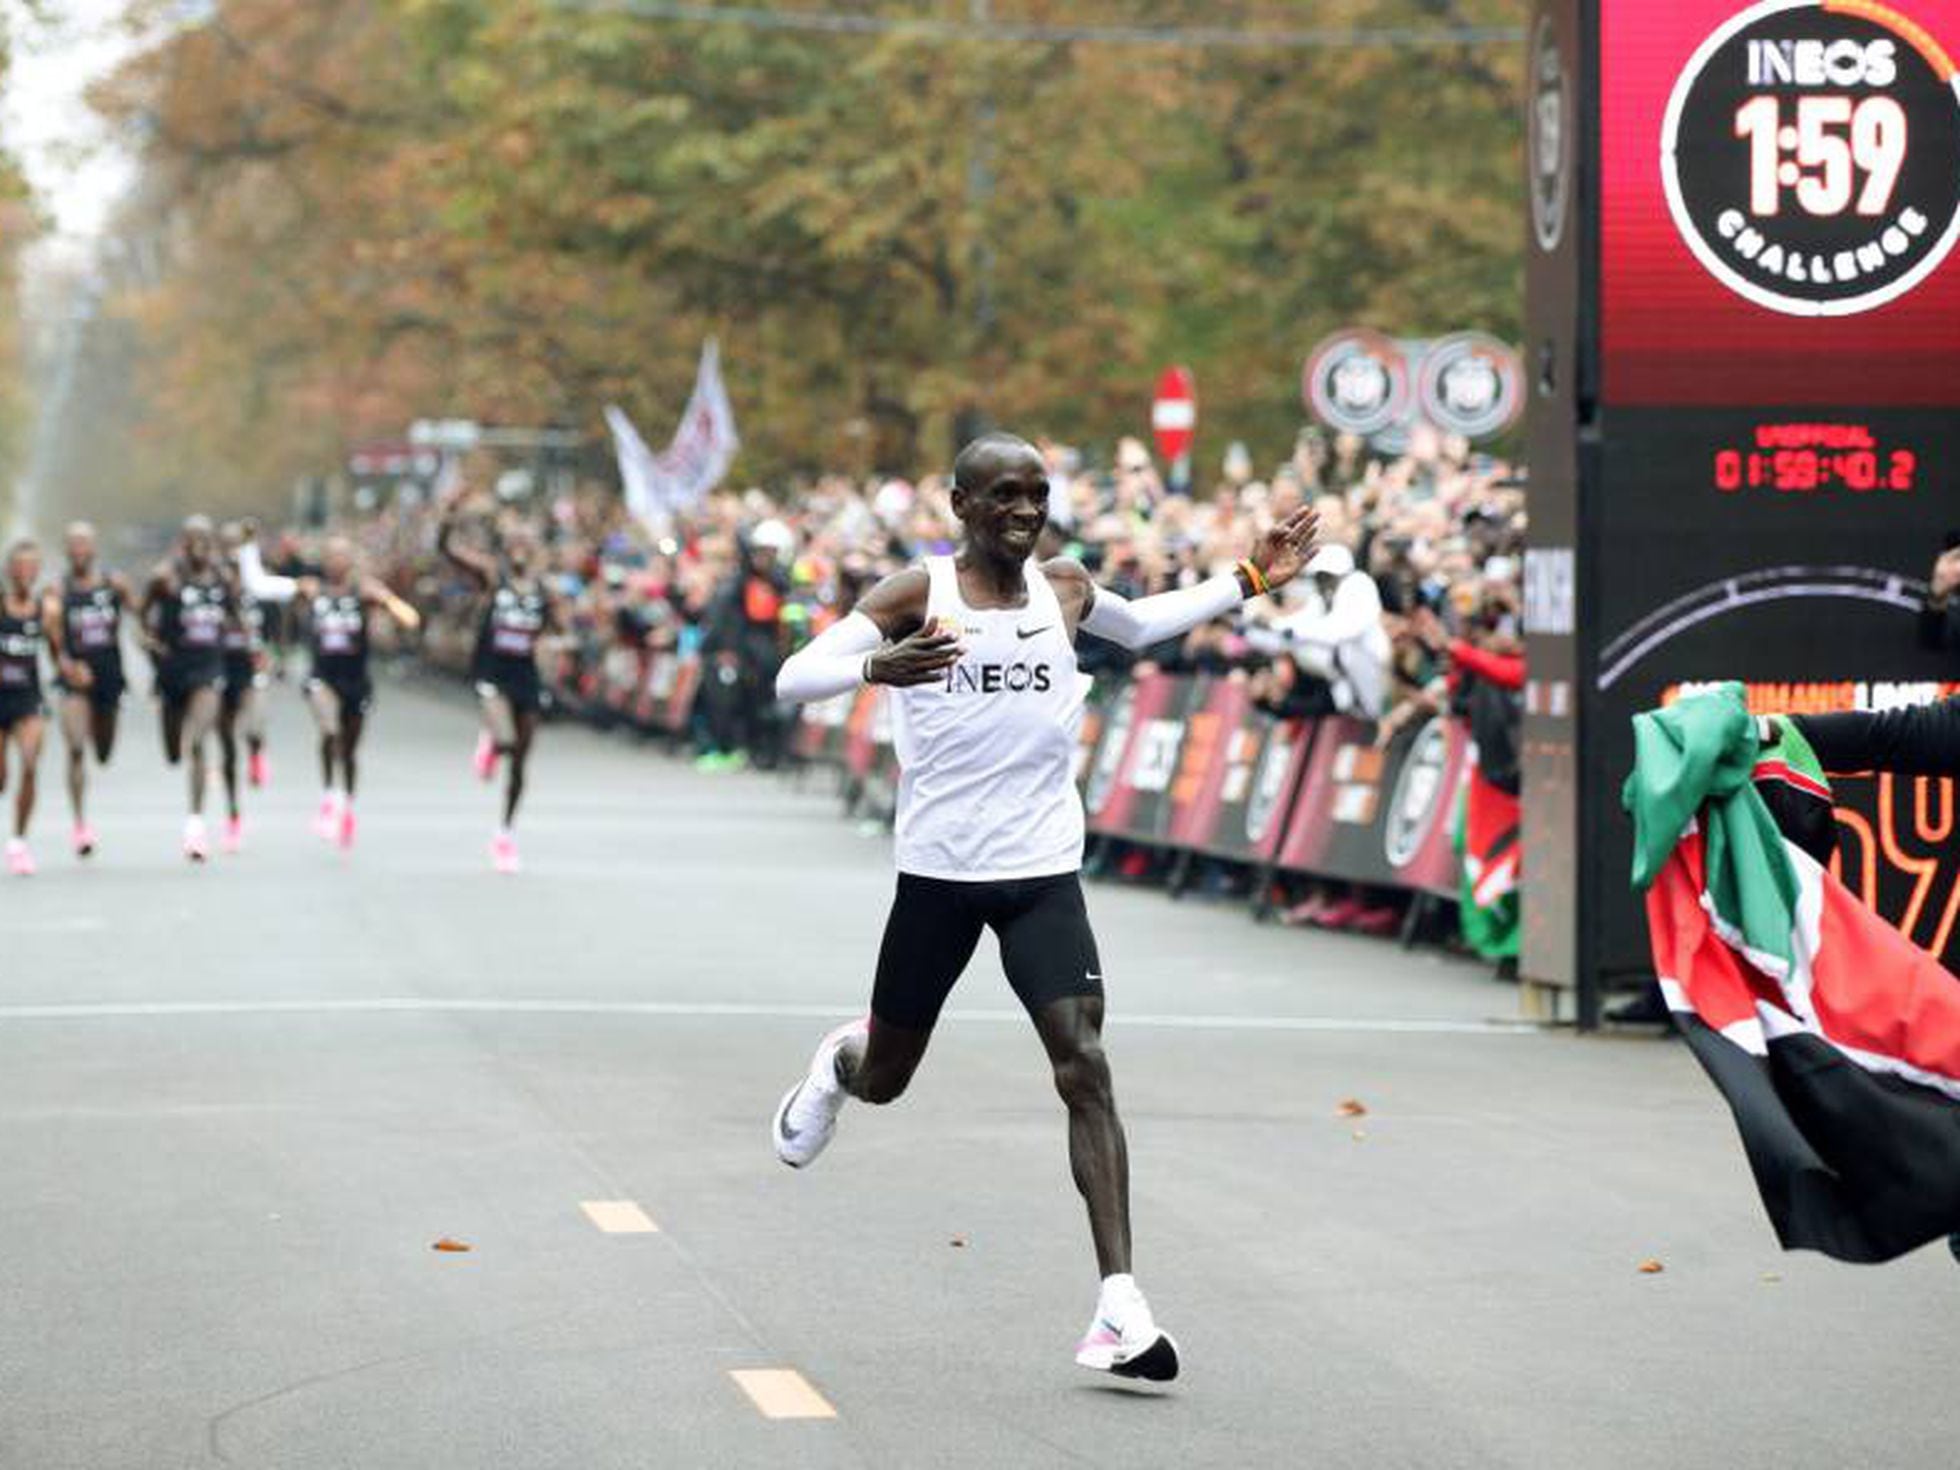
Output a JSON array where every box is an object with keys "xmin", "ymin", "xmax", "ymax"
[{"xmin": 1016, "ymin": 625, "xmax": 1053, "ymax": 640}]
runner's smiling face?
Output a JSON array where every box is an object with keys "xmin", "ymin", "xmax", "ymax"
[{"xmin": 954, "ymin": 451, "xmax": 1050, "ymax": 562}]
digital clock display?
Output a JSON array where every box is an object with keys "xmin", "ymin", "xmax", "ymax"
[{"xmin": 1709, "ymin": 421, "xmax": 1921, "ymax": 490}]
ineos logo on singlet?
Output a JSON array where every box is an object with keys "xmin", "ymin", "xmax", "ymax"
[
  {"xmin": 314, "ymin": 593, "xmax": 365, "ymax": 655},
  {"xmin": 942, "ymin": 662, "xmax": 1054, "ymax": 694}
]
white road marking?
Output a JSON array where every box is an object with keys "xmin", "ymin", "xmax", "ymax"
[
  {"xmin": 729, "ymin": 1368, "xmax": 836, "ymax": 1420},
  {"xmin": 580, "ymin": 1200, "xmax": 659, "ymax": 1234},
  {"xmin": 0, "ymin": 997, "xmax": 1546, "ymax": 1035}
]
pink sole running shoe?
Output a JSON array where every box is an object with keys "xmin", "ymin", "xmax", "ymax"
[
  {"xmin": 338, "ymin": 808, "xmax": 357, "ymax": 850},
  {"xmin": 248, "ymin": 750, "xmax": 269, "ymax": 788},
  {"xmin": 6, "ymin": 840, "xmax": 35, "ymax": 877},
  {"xmin": 491, "ymin": 831, "xmax": 520, "ymax": 874},
  {"xmin": 473, "ymin": 733, "xmax": 499, "ymax": 783},
  {"xmin": 183, "ymin": 821, "xmax": 209, "ymax": 864},
  {"xmin": 313, "ymin": 797, "xmax": 338, "ymax": 840},
  {"xmin": 222, "ymin": 817, "xmax": 243, "ymax": 855},
  {"xmin": 72, "ymin": 823, "xmax": 96, "ymax": 859}
]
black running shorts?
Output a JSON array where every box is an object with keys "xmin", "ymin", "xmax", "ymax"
[
  {"xmin": 0, "ymin": 689, "xmax": 43, "ymax": 731},
  {"xmin": 871, "ymin": 871, "xmax": 1104, "ymax": 1031}
]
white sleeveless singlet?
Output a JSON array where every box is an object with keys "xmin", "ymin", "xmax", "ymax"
[{"xmin": 890, "ymin": 557, "xmax": 1086, "ymax": 881}]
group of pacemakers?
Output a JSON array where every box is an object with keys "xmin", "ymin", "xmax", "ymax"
[{"xmin": 0, "ymin": 500, "xmax": 563, "ymax": 875}]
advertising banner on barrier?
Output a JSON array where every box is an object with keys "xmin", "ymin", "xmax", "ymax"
[
  {"xmin": 1275, "ymin": 715, "xmax": 1469, "ymax": 897},
  {"xmin": 1083, "ymin": 674, "xmax": 1195, "ymax": 840},
  {"xmin": 1081, "ymin": 672, "xmax": 1311, "ymax": 863},
  {"xmin": 639, "ymin": 653, "xmax": 703, "ymax": 734},
  {"xmin": 1198, "ymin": 709, "xmax": 1314, "ymax": 864}
]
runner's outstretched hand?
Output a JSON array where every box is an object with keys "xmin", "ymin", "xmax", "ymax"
[
  {"xmin": 1248, "ymin": 506, "xmax": 1319, "ymax": 588},
  {"xmin": 868, "ymin": 620, "xmax": 965, "ymax": 687}
]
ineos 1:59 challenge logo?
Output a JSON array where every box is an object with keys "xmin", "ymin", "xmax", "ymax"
[{"xmin": 1662, "ymin": 0, "xmax": 1960, "ymax": 316}]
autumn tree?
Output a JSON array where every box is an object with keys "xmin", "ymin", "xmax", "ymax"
[{"xmin": 83, "ymin": 0, "xmax": 1524, "ymax": 505}]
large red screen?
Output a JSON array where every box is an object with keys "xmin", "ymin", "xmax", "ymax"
[{"xmin": 1602, "ymin": 0, "xmax": 1960, "ymax": 404}]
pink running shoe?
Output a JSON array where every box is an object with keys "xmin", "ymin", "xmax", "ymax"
[
  {"xmin": 6, "ymin": 838, "xmax": 35, "ymax": 877},
  {"xmin": 473, "ymin": 733, "xmax": 500, "ymax": 783},
  {"xmin": 183, "ymin": 817, "xmax": 209, "ymax": 864},
  {"xmin": 248, "ymin": 749, "xmax": 269, "ymax": 788},
  {"xmin": 490, "ymin": 830, "xmax": 520, "ymax": 874},
  {"xmin": 72, "ymin": 822, "xmax": 97, "ymax": 859},
  {"xmin": 222, "ymin": 816, "xmax": 244, "ymax": 855},
  {"xmin": 337, "ymin": 806, "xmax": 357, "ymax": 850},
  {"xmin": 313, "ymin": 794, "xmax": 338, "ymax": 840}
]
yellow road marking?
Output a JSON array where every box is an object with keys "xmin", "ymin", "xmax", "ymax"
[
  {"xmin": 579, "ymin": 1200, "xmax": 659, "ymax": 1234},
  {"xmin": 729, "ymin": 1369, "xmax": 837, "ymax": 1420}
]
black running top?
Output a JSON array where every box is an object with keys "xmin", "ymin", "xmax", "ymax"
[
  {"xmin": 61, "ymin": 576, "xmax": 123, "ymax": 658},
  {"xmin": 0, "ymin": 598, "xmax": 46, "ymax": 694}
]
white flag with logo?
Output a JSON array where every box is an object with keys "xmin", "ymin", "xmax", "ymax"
[
  {"xmin": 604, "ymin": 403, "xmax": 668, "ymax": 530},
  {"xmin": 659, "ymin": 337, "xmax": 740, "ymax": 508},
  {"xmin": 605, "ymin": 337, "xmax": 741, "ymax": 529}
]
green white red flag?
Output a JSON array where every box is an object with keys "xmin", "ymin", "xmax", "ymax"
[{"xmin": 1627, "ymin": 684, "xmax": 1960, "ymax": 1262}]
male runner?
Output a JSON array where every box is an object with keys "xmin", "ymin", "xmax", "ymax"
[
  {"xmin": 0, "ymin": 538, "xmax": 62, "ymax": 875},
  {"xmin": 300, "ymin": 535, "xmax": 421, "ymax": 849},
  {"xmin": 438, "ymin": 495, "xmax": 562, "ymax": 873},
  {"xmin": 216, "ymin": 521, "xmax": 273, "ymax": 853},
  {"xmin": 769, "ymin": 433, "xmax": 1318, "ymax": 1381},
  {"xmin": 53, "ymin": 522, "xmax": 133, "ymax": 857},
  {"xmin": 141, "ymin": 516, "xmax": 242, "ymax": 861}
]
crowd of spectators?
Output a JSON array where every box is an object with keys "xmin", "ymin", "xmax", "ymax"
[
  {"xmin": 333, "ymin": 421, "xmax": 1526, "ymax": 948},
  {"xmin": 352, "ymin": 421, "xmax": 1525, "ymax": 774}
]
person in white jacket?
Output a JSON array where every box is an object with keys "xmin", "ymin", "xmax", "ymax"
[{"xmin": 1244, "ymin": 542, "xmax": 1391, "ymax": 719}]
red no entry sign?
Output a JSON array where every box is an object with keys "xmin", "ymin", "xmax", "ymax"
[{"xmin": 1151, "ymin": 366, "xmax": 1196, "ymax": 463}]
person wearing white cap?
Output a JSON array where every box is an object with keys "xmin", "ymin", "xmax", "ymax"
[{"xmin": 1245, "ymin": 541, "xmax": 1392, "ymax": 719}]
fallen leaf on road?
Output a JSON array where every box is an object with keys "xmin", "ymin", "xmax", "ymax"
[
  {"xmin": 1335, "ymin": 1098, "xmax": 1368, "ymax": 1118},
  {"xmin": 432, "ymin": 1238, "xmax": 473, "ymax": 1253},
  {"xmin": 1637, "ymin": 1258, "xmax": 1665, "ymax": 1274},
  {"xmin": 949, "ymin": 1236, "xmax": 967, "ymax": 1249},
  {"xmin": 1760, "ymin": 1272, "xmax": 1781, "ymax": 1284},
  {"xmin": 1350, "ymin": 1129, "xmax": 1367, "ymax": 1142}
]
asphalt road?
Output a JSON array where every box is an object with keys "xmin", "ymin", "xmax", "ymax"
[{"xmin": 1, "ymin": 673, "xmax": 1954, "ymax": 1470}]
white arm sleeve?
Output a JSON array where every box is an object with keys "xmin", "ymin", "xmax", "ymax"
[
  {"xmin": 237, "ymin": 541, "xmax": 300, "ymax": 604},
  {"xmin": 774, "ymin": 610, "xmax": 885, "ymax": 704},
  {"xmin": 1078, "ymin": 574, "xmax": 1244, "ymax": 651}
]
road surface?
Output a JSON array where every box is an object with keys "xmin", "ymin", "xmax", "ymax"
[{"xmin": 0, "ymin": 673, "xmax": 1952, "ymax": 1469}]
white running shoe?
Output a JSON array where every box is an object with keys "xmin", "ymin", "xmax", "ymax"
[
  {"xmin": 1075, "ymin": 1276, "xmax": 1180, "ymax": 1382},
  {"xmin": 772, "ymin": 1017, "xmax": 869, "ymax": 1168},
  {"xmin": 183, "ymin": 816, "xmax": 209, "ymax": 864}
]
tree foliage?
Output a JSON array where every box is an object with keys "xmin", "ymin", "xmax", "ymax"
[{"xmin": 87, "ymin": 0, "xmax": 1522, "ymax": 506}]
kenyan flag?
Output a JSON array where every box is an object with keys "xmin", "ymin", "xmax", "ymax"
[
  {"xmin": 1455, "ymin": 768, "xmax": 1519, "ymax": 961},
  {"xmin": 1627, "ymin": 686, "xmax": 1960, "ymax": 1263}
]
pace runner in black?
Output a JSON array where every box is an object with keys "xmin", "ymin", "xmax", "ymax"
[
  {"xmin": 769, "ymin": 432, "xmax": 1319, "ymax": 1381},
  {"xmin": 53, "ymin": 522, "xmax": 133, "ymax": 859},
  {"xmin": 299, "ymin": 535, "xmax": 421, "ymax": 850},
  {"xmin": 141, "ymin": 516, "xmax": 242, "ymax": 862},
  {"xmin": 215, "ymin": 521, "xmax": 273, "ymax": 854},
  {"xmin": 0, "ymin": 538, "xmax": 62, "ymax": 877},
  {"xmin": 437, "ymin": 493, "xmax": 562, "ymax": 874}
]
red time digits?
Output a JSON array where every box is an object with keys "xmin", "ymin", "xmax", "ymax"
[{"xmin": 1714, "ymin": 445, "xmax": 1917, "ymax": 493}]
